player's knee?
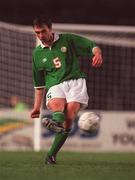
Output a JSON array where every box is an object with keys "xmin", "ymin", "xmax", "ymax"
[
  {"xmin": 66, "ymin": 104, "xmax": 80, "ymax": 120},
  {"xmin": 48, "ymin": 99, "xmax": 65, "ymax": 111}
]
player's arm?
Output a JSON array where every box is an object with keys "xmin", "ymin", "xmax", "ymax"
[
  {"xmin": 92, "ymin": 46, "xmax": 103, "ymax": 67},
  {"xmin": 31, "ymin": 88, "xmax": 45, "ymax": 118},
  {"xmin": 67, "ymin": 33, "xmax": 95, "ymax": 56},
  {"xmin": 31, "ymin": 54, "xmax": 46, "ymax": 118},
  {"xmin": 68, "ymin": 34, "xmax": 103, "ymax": 66}
]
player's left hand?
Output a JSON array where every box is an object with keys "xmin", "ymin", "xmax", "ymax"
[{"xmin": 92, "ymin": 53, "xmax": 103, "ymax": 67}]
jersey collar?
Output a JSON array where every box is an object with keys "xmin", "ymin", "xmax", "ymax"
[{"xmin": 40, "ymin": 33, "xmax": 59, "ymax": 48}]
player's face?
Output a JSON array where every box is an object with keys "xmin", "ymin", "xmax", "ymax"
[{"xmin": 34, "ymin": 25, "xmax": 53, "ymax": 45}]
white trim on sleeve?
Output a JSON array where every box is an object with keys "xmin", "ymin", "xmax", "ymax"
[{"xmin": 34, "ymin": 86, "xmax": 46, "ymax": 89}]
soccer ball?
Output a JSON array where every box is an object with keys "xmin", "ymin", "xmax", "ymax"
[{"xmin": 78, "ymin": 111, "xmax": 100, "ymax": 133}]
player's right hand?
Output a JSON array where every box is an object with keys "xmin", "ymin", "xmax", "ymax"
[{"xmin": 30, "ymin": 109, "xmax": 40, "ymax": 118}]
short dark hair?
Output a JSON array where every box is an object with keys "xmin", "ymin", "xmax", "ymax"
[{"xmin": 33, "ymin": 15, "xmax": 52, "ymax": 28}]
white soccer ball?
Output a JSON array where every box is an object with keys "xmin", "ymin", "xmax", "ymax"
[{"xmin": 78, "ymin": 111, "xmax": 100, "ymax": 133}]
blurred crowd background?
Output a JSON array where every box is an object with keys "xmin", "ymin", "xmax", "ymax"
[{"xmin": 0, "ymin": 0, "xmax": 135, "ymax": 26}]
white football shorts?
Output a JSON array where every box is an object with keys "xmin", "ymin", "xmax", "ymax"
[{"xmin": 46, "ymin": 78, "xmax": 89, "ymax": 109}]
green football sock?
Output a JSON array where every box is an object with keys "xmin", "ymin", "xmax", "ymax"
[
  {"xmin": 47, "ymin": 130, "xmax": 70, "ymax": 157},
  {"xmin": 52, "ymin": 111, "xmax": 65, "ymax": 123}
]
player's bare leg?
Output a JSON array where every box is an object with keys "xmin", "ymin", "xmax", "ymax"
[{"xmin": 64, "ymin": 102, "xmax": 81, "ymax": 130}]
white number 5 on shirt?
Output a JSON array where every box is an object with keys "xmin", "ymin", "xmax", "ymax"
[{"xmin": 53, "ymin": 57, "xmax": 62, "ymax": 68}]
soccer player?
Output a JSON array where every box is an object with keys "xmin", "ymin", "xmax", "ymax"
[{"xmin": 31, "ymin": 15, "xmax": 103, "ymax": 165}]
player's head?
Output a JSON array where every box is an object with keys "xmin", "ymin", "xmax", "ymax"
[
  {"xmin": 33, "ymin": 14, "xmax": 52, "ymax": 29},
  {"xmin": 33, "ymin": 15, "xmax": 53, "ymax": 44}
]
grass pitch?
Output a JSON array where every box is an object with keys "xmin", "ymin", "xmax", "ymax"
[{"xmin": 0, "ymin": 151, "xmax": 135, "ymax": 180}]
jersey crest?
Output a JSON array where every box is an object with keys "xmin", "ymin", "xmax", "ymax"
[{"xmin": 61, "ymin": 46, "xmax": 67, "ymax": 53}]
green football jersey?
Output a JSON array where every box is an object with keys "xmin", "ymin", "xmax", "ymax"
[{"xmin": 32, "ymin": 33, "xmax": 96, "ymax": 90}]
